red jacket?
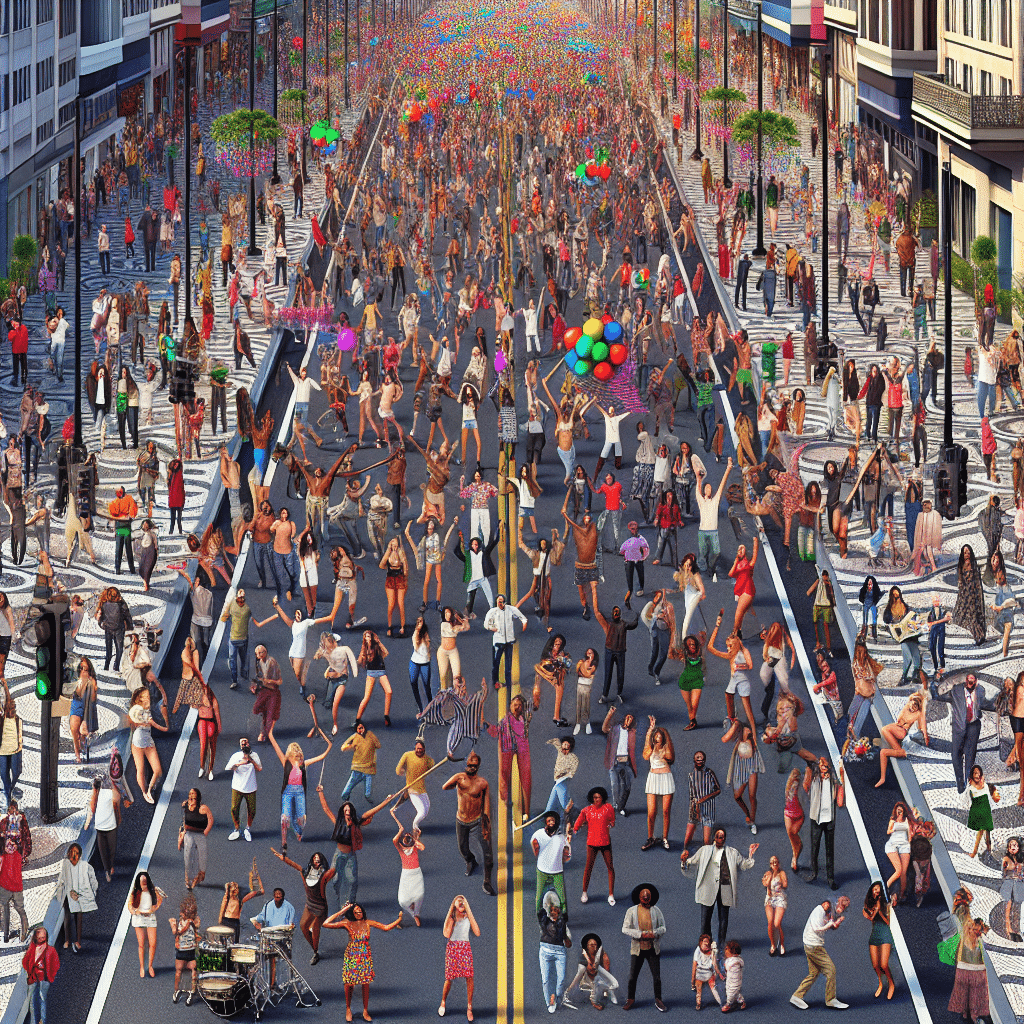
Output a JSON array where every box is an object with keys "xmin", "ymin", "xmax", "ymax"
[
  {"xmin": 655, "ymin": 501, "xmax": 683, "ymax": 529},
  {"xmin": 9, "ymin": 323, "xmax": 28, "ymax": 355},
  {"xmin": 981, "ymin": 418, "xmax": 997, "ymax": 456},
  {"xmin": 22, "ymin": 941, "xmax": 59, "ymax": 984}
]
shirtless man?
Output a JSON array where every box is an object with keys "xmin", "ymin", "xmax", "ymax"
[
  {"xmin": 729, "ymin": 330, "xmax": 755, "ymax": 404},
  {"xmin": 269, "ymin": 508, "xmax": 298, "ymax": 603},
  {"xmin": 409, "ymin": 436, "xmax": 457, "ymax": 524},
  {"xmin": 219, "ymin": 444, "xmax": 242, "ymax": 522},
  {"xmin": 377, "ymin": 370, "xmax": 404, "ymax": 447},
  {"xmin": 561, "ymin": 492, "xmax": 600, "ymax": 620},
  {"xmin": 441, "ymin": 751, "xmax": 495, "ymax": 895}
]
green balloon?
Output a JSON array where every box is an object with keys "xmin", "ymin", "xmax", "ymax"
[
  {"xmin": 591, "ymin": 341, "xmax": 609, "ymax": 362},
  {"xmin": 574, "ymin": 336, "xmax": 593, "ymax": 359},
  {"xmin": 576, "ymin": 164, "xmax": 586, "ymax": 178},
  {"xmin": 573, "ymin": 358, "xmax": 591, "ymax": 375}
]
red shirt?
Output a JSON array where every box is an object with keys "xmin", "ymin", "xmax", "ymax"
[
  {"xmin": 10, "ymin": 324, "xmax": 28, "ymax": 355},
  {"xmin": 574, "ymin": 802, "xmax": 616, "ymax": 847},
  {"xmin": 655, "ymin": 501, "xmax": 683, "ymax": 529},
  {"xmin": 594, "ymin": 482, "xmax": 623, "ymax": 511},
  {"xmin": 22, "ymin": 942, "xmax": 59, "ymax": 984}
]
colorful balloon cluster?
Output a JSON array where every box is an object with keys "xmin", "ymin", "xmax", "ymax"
[
  {"xmin": 574, "ymin": 144, "xmax": 611, "ymax": 187},
  {"xmin": 564, "ymin": 317, "xmax": 627, "ymax": 382},
  {"xmin": 630, "ymin": 267, "xmax": 651, "ymax": 290}
]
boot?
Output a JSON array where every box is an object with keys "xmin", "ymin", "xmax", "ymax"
[
  {"xmin": 614, "ymin": 455, "xmax": 622, "ymax": 470},
  {"xmin": 871, "ymin": 623, "xmax": 878, "ymax": 641},
  {"xmin": 594, "ymin": 457, "xmax": 606, "ymax": 478}
]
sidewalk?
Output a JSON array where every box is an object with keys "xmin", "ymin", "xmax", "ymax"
[
  {"xmin": 0, "ymin": 74, "xmax": 370, "ymax": 1016},
  {"xmin": 653, "ymin": 76, "xmax": 1024, "ymax": 1023}
]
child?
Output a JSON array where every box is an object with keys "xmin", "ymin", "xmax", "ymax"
[
  {"xmin": 722, "ymin": 939, "xmax": 745, "ymax": 1012},
  {"xmin": 692, "ymin": 933, "xmax": 724, "ymax": 1009},
  {"xmin": 169, "ymin": 893, "xmax": 200, "ymax": 1004},
  {"xmin": 964, "ymin": 346, "xmax": 975, "ymax": 388},
  {"xmin": 982, "ymin": 417, "xmax": 999, "ymax": 483}
]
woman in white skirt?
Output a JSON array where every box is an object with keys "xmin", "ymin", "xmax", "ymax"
[
  {"xmin": 391, "ymin": 806, "xmax": 425, "ymax": 926},
  {"xmin": 297, "ymin": 527, "xmax": 320, "ymax": 617},
  {"xmin": 641, "ymin": 717, "xmax": 675, "ymax": 851}
]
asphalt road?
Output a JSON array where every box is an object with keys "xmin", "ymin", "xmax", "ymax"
[{"xmin": 74, "ymin": 80, "xmax": 929, "ymax": 1024}]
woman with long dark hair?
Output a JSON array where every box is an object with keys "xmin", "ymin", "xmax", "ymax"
[
  {"xmin": 68, "ymin": 657, "xmax": 98, "ymax": 763},
  {"xmin": 863, "ymin": 881, "xmax": 895, "ymax": 999},
  {"xmin": 641, "ymin": 717, "xmax": 674, "ymax": 850},
  {"xmin": 166, "ymin": 458, "xmax": 185, "ymax": 534},
  {"xmin": 129, "ymin": 871, "xmax": 164, "ymax": 978},
  {"xmin": 534, "ymin": 634, "xmax": 572, "ymax": 727},
  {"xmin": 355, "ymin": 631, "xmax": 393, "ymax": 725},
  {"xmin": 953, "ymin": 544, "xmax": 987, "ymax": 646},
  {"xmin": 272, "ymin": 848, "xmax": 335, "ymax": 965}
]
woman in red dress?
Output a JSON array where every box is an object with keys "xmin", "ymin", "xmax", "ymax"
[{"xmin": 728, "ymin": 536, "xmax": 760, "ymax": 637}]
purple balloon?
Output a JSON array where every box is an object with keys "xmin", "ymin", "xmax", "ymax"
[{"xmin": 338, "ymin": 327, "xmax": 356, "ymax": 351}]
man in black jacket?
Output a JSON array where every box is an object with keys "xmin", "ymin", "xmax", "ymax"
[
  {"xmin": 595, "ymin": 604, "xmax": 640, "ymax": 703},
  {"xmin": 933, "ymin": 672, "xmax": 988, "ymax": 793},
  {"xmin": 139, "ymin": 206, "xmax": 159, "ymax": 272},
  {"xmin": 454, "ymin": 526, "xmax": 501, "ymax": 619},
  {"xmin": 734, "ymin": 254, "xmax": 751, "ymax": 311}
]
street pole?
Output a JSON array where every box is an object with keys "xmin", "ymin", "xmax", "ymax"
[
  {"xmin": 74, "ymin": 97, "xmax": 82, "ymax": 449},
  {"xmin": 248, "ymin": 0, "xmax": 260, "ymax": 256},
  {"xmin": 672, "ymin": 0, "xmax": 677, "ymax": 100},
  {"xmin": 691, "ymin": 0, "xmax": 702, "ymax": 159},
  {"xmin": 271, "ymin": 0, "xmax": 280, "ymax": 184},
  {"xmin": 819, "ymin": 45, "xmax": 830, "ymax": 372},
  {"xmin": 184, "ymin": 43, "xmax": 192, "ymax": 324},
  {"xmin": 345, "ymin": 0, "xmax": 351, "ymax": 108},
  {"xmin": 301, "ymin": 0, "xmax": 310, "ymax": 181},
  {"xmin": 722, "ymin": 0, "xmax": 731, "ymax": 187},
  {"xmin": 943, "ymin": 160, "xmax": 953, "ymax": 444},
  {"xmin": 752, "ymin": 0, "xmax": 765, "ymax": 256},
  {"xmin": 326, "ymin": 0, "xmax": 331, "ymax": 119},
  {"xmin": 653, "ymin": 0, "xmax": 658, "ymax": 88}
]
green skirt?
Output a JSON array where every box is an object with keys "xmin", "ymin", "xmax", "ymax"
[{"xmin": 967, "ymin": 792, "xmax": 993, "ymax": 832}]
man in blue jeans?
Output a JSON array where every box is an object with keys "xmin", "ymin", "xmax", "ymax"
[
  {"xmin": 220, "ymin": 589, "xmax": 271, "ymax": 691},
  {"xmin": 339, "ymin": 721, "xmax": 380, "ymax": 802},
  {"xmin": 694, "ymin": 458, "xmax": 731, "ymax": 583},
  {"xmin": 45, "ymin": 308, "xmax": 68, "ymax": 382}
]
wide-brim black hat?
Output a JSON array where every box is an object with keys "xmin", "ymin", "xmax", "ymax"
[
  {"xmin": 631, "ymin": 883, "xmax": 660, "ymax": 906},
  {"xmin": 588, "ymin": 786, "xmax": 609, "ymax": 804}
]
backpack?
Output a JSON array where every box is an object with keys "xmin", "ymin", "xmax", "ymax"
[{"xmin": 109, "ymin": 745, "xmax": 124, "ymax": 781}]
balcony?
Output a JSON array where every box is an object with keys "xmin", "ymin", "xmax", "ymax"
[{"xmin": 912, "ymin": 72, "xmax": 1024, "ymax": 146}]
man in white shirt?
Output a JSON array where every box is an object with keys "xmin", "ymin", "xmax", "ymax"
[
  {"xmin": 286, "ymin": 364, "xmax": 324, "ymax": 453},
  {"xmin": 314, "ymin": 632, "xmax": 358, "ymax": 708},
  {"xmin": 594, "ymin": 405, "xmax": 632, "ymax": 475},
  {"xmin": 225, "ymin": 737, "xmax": 263, "ymax": 841},
  {"xmin": 523, "ymin": 298, "xmax": 541, "ymax": 353},
  {"xmin": 484, "ymin": 594, "xmax": 527, "ymax": 691},
  {"xmin": 790, "ymin": 897, "xmax": 850, "ymax": 1010},
  {"xmin": 803, "ymin": 758, "xmax": 845, "ymax": 890},
  {"xmin": 531, "ymin": 810, "xmax": 571, "ymax": 914},
  {"xmin": 694, "ymin": 457, "xmax": 732, "ymax": 583}
]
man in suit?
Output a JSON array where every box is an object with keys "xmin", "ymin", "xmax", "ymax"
[
  {"xmin": 733, "ymin": 253, "xmax": 751, "ymax": 311},
  {"xmin": 936, "ymin": 672, "xmax": 986, "ymax": 794},
  {"xmin": 680, "ymin": 828, "xmax": 758, "ymax": 956}
]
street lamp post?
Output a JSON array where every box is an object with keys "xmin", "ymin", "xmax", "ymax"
[
  {"xmin": 326, "ymin": 0, "xmax": 331, "ymax": 118},
  {"xmin": 74, "ymin": 97, "xmax": 82, "ymax": 448},
  {"xmin": 672, "ymin": 0, "xmax": 677, "ymax": 100},
  {"xmin": 301, "ymin": 0, "xmax": 310, "ymax": 181},
  {"xmin": 721, "ymin": 0, "xmax": 731, "ymax": 187},
  {"xmin": 184, "ymin": 43, "xmax": 193, "ymax": 323},
  {"xmin": 345, "ymin": 0, "xmax": 351, "ymax": 107},
  {"xmin": 271, "ymin": 0, "xmax": 280, "ymax": 184},
  {"xmin": 691, "ymin": 0, "xmax": 703, "ymax": 159},
  {"xmin": 247, "ymin": 0, "xmax": 261, "ymax": 256},
  {"xmin": 752, "ymin": 0, "xmax": 766, "ymax": 257},
  {"xmin": 819, "ymin": 44, "xmax": 831, "ymax": 370}
]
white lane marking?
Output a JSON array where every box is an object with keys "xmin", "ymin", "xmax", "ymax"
[{"xmin": 84, "ymin": 81, "xmax": 396, "ymax": 1024}]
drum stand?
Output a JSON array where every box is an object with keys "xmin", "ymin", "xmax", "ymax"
[{"xmin": 261, "ymin": 946, "xmax": 321, "ymax": 1011}]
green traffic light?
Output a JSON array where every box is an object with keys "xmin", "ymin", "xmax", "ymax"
[{"xmin": 36, "ymin": 670, "xmax": 55, "ymax": 700}]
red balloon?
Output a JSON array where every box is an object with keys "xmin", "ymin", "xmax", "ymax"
[
  {"xmin": 563, "ymin": 326, "xmax": 583, "ymax": 348},
  {"xmin": 609, "ymin": 343, "xmax": 628, "ymax": 365},
  {"xmin": 593, "ymin": 360, "xmax": 614, "ymax": 381},
  {"xmin": 599, "ymin": 165, "xmax": 611, "ymax": 181},
  {"xmin": 585, "ymin": 164, "xmax": 597, "ymax": 178},
  {"xmin": 601, "ymin": 313, "xmax": 613, "ymax": 324}
]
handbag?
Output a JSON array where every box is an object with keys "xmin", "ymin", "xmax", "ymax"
[{"xmin": 756, "ymin": 272, "xmax": 764, "ymax": 291}]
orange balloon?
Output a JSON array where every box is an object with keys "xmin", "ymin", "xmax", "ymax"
[{"xmin": 564, "ymin": 326, "xmax": 583, "ymax": 349}]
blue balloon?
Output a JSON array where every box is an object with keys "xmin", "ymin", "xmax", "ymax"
[{"xmin": 603, "ymin": 320, "xmax": 623, "ymax": 343}]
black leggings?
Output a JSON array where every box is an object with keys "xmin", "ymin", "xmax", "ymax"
[
  {"xmin": 64, "ymin": 901, "xmax": 82, "ymax": 943},
  {"xmin": 627, "ymin": 949, "xmax": 662, "ymax": 1000},
  {"xmin": 96, "ymin": 827, "xmax": 117, "ymax": 874},
  {"xmin": 170, "ymin": 507, "xmax": 184, "ymax": 533}
]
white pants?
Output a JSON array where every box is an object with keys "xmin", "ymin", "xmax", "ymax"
[
  {"xmin": 759, "ymin": 657, "xmax": 792, "ymax": 693},
  {"xmin": 471, "ymin": 507, "xmax": 491, "ymax": 544},
  {"xmin": 680, "ymin": 587, "xmax": 701, "ymax": 641},
  {"xmin": 526, "ymin": 332, "xmax": 541, "ymax": 353},
  {"xmin": 467, "ymin": 577, "xmax": 494, "ymax": 610},
  {"xmin": 409, "ymin": 791, "xmax": 430, "ymax": 831}
]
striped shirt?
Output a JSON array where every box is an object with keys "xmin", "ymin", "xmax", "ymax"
[
  {"xmin": 619, "ymin": 535, "xmax": 649, "ymax": 562},
  {"xmin": 420, "ymin": 687, "xmax": 488, "ymax": 757},
  {"xmin": 688, "ymin": 767, "xmax": 720, "ymax": 818}
]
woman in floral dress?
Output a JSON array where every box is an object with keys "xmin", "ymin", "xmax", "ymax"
[{"xmin": 323, "ymin": 902, "xmax": 403, "ymax": 1022}]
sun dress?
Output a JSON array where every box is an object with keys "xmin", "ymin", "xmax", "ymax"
[
  {"xmin": 342, "ymin": 931, "xmax": 375, "ymax": 985},
  {"xmin": 967, "ymin": 782, "xmax": 995, "ymax": 832},
  {"xmin": 444, "ymin": 916, "xmax": 474, "ymax": 981}
]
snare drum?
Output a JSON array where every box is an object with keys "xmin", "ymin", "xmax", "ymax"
[
  {"xmin": 197, "ymin": 972, "xmax": 252, "ymax": 1017},
  {"xmin": 229, "ymin": 943, "xmax": 260, "ymax": 969},
  {"xmin": 206, "ymin": 925, "xmax": 235, "ymax": 948},
  {"xmin": 259, "ymin": 925, "xmax": 294, "ymax": 959},
  {"xmin": 196, "ymin": 942, "xmax": 229, "ymax": 974}
]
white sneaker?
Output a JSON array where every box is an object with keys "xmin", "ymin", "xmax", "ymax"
[
  {"xmin": 580, "ymin": 891, "xmax": 589, "ymax": 903},
  {"xmin": 825, "ymin": 999, "xmax": 849, "ymax": 1010},
  {"xmin": 586, "ymin": 724, "xmax": 592, "ymax": 734},
  {"xmin": 712, "ymin": 573, "xmax": 718, "ymax": 583},
  {"xmin": 750, "ymin": 823, "xmax": 758, "ymax": 835},
  {"xmin": 244, "ymin": 829, "xmax": 252, "ymax": 842},
  {"xmin": 208, "ymin": 770, "xmax": 214, "ymax": 782},
  {"xmin": 198, "ymin": 769, "xmax": 205, "ymax": 778},
  {"xmin": 573, "ymin": 724, "xmax": 581, "ymax": 735},
  {"xmin": 228, "ymin": 830, "xmax": 240, "ymax": 841},
  {"xmin": 607, "ymin": 894, "xmax": 616, "ymax": 906},
  {"xmin": 790, "ymin": 996, "xmax": 809, "ymax": 1010}
]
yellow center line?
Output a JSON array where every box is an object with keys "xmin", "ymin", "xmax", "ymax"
[{"xmin": 508, "ymin": 475, "xmax": 524, "ymax": 1024}]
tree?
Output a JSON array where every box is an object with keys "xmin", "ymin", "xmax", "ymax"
[
  {"xmin": 731, "ymin": 110, "xmax": 799, "ymax": 149},
  {"xmin": 971, "ymin": 235, "xmax": 997, "ymax": 264}
]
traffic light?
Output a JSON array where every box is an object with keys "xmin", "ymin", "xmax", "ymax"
[
  {"xmin": 26, "ymin": 611, "xmax": 57, "ymax": 700},
  {"xmin": 170, "ymin": 356, "xmax": 197, "ymax": 405},
  {"xmin": 935, "ymin": 443, "xmax": 969, "ymax": 521}
]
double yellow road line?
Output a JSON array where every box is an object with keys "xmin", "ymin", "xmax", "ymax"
[{"xmin": 496, "ymin": 446, "xmax": 523, "ymax": 1024}]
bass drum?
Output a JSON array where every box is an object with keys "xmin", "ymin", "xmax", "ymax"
[
  {"xmin": 196, "ymin": 942, "xmax": 229, "ymax": 974},
  {"xmin": 198, "ymin": 973, "xmax": 252, "ymax": 1018}
]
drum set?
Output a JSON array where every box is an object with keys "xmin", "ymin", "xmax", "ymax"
[{"xmin": 195, "ymin": 923, "xmax": 320, "ymax": 1019}]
